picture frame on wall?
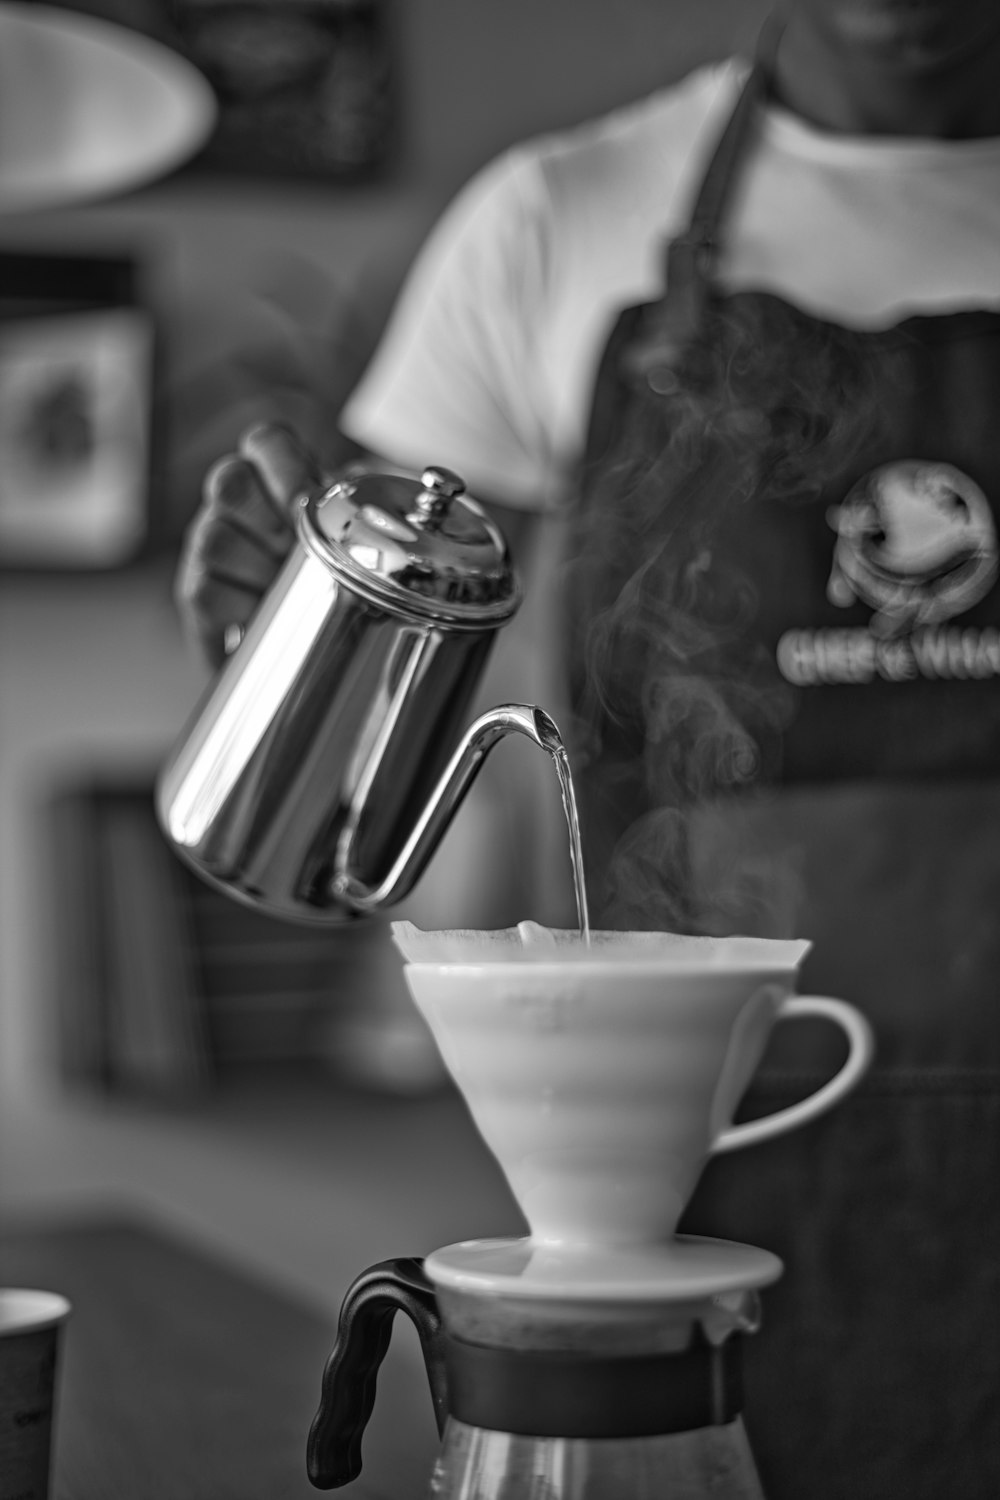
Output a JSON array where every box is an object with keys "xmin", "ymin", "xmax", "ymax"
[
  {"xmin": 0, "ymin": 250, "xmax": 156, "ymax": 572},
  {"xmin": 171, "ymin": 0, "xmax": 395, "ymax": 182}
]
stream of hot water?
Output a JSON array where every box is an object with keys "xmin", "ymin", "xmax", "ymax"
[{"xmin": 547, "ymin": 738, "xmax": 591, "ymax": 944}]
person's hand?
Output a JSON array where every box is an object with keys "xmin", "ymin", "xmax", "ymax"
[{"xmin": 174, "ymin": 422, "xmax": 326, "ymax": 668}]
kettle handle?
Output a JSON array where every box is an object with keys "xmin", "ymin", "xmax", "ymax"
[{"xmin": 307, "ymin": 1257, "xmax": 447, "ymax": 1490}]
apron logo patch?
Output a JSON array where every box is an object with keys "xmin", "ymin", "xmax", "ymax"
[
  {"xmin": 825, "ymin": 460, "xmax": 996, "ymax": 634},
  {"xmin": 777, "ymin": 460, "xmax": 1000, "ymax": 686}
]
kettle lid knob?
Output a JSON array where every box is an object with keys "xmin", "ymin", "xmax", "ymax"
[{"xmin": 414, "ymin": 467, "xmax": 466, "ymax": 522}]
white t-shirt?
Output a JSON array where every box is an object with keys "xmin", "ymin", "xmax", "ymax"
[{"xmin": 342, "ymin": 57, "xmax": 1000, "ymax": 514}]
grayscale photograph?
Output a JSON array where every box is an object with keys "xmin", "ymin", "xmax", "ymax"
[{"xmin": 0, "ymin": 4, "xmax": 997, "ymax": 1499}]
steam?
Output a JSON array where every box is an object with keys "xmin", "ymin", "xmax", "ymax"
[{"xmin": 566, "ymin": 289, "xmax": 879, "ymax": 933}]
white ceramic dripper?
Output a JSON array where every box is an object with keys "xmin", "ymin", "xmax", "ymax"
[{"xmin": 396, "ymin": 926, "xmax": 874, "ymax": 1266}]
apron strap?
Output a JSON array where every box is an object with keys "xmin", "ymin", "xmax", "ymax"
[{"xmin": 625, "ymin": 15, "xmax": 784, "ymax": 391}]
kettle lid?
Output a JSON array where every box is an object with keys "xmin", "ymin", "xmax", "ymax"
[{"xmin": 300, "ymin": 463, "xmax": 521, "ymax": 626}]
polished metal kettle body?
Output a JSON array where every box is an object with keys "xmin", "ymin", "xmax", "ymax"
[
  {"xmin": 306, "ymin": 1257, "xmax": 768, "ymax": 1500},
  {"xmin": 157, "ymin": 463, "xmax": 560, "ymax": 925}
]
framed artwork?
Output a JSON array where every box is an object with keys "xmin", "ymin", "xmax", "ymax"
[
  {"xmin": 0, "ymin": 251, "xmax": 155, "ymax": 571},
  {"xmin": 171, "ymin": 0, "xmax": 395, "ymax": 182}
]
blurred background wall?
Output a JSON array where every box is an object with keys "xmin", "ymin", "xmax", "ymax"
[{"xmin": 0, "ymin": 0, "xmax": 768, "ymax": 1105}]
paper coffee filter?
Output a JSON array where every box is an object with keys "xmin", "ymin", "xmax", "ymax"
[{"xmin": 391, "ymin": 921, "xmax": 810, "ymax": 968}]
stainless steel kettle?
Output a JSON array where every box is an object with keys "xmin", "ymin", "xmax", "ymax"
[{"xmin": 156, "ymin": 461, "xmax": 561, "ymax": 925}]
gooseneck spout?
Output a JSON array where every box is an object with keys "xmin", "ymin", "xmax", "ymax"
[{"xmin": 332, "ymin": 704, "xmax": 563, "ymax": 913}]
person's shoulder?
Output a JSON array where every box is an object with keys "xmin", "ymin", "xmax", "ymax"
[
  {"xmin": 511, "ymin": 57, "xmax": 750, "ymax": 202},
  {"xmin": 414, "ymin": 57, "xmax": 751, "ymax": 292},
  {"xmin": 436, "ymin": 58, "xmax": 748, "ymax": 242}
]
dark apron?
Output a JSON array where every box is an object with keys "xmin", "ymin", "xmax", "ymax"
[{"xmin": 568, "ymin": 55, "xmax": 1000, "ymax": 1500}]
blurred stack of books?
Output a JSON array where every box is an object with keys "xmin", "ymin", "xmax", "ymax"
[{"xmin": 46, "ymin": 779, "xmax": 361, "ymax": 1097}]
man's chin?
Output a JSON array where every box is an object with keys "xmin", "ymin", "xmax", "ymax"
[{"xmin": 828, "ymin": 3, "xmax": 994, "ymax": 70}]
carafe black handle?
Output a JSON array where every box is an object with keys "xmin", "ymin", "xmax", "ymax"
[{"xmin": 307, "ymin": 1256, "xmax": 447, "ymax": 1489}]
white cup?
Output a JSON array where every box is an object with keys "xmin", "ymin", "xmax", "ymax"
[
  {"xmin": 404, "ymin": 942, "xmax": 873, "ymax": 1249},
  {"xmin": 0, "ymin": 1289, "xmax": 71, "ymax": 1500}
]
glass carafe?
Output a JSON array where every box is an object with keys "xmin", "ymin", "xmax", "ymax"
[{"xmin": 307, "ymin": 1256, "xmax": 768, "ymax": 1499}]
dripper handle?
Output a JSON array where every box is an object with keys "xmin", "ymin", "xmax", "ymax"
[
  {"xmin": 307, "ymin": 1257, "xmax": 447, "ymax": 1489},
  {"xmin": 713, "ymin": 994, "xmax": 875, "ymax": 1153}
]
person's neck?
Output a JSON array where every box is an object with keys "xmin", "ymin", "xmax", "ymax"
[{"xmin": 770, "ymin": 20, "xmax": 1000, "ymax": 139}]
